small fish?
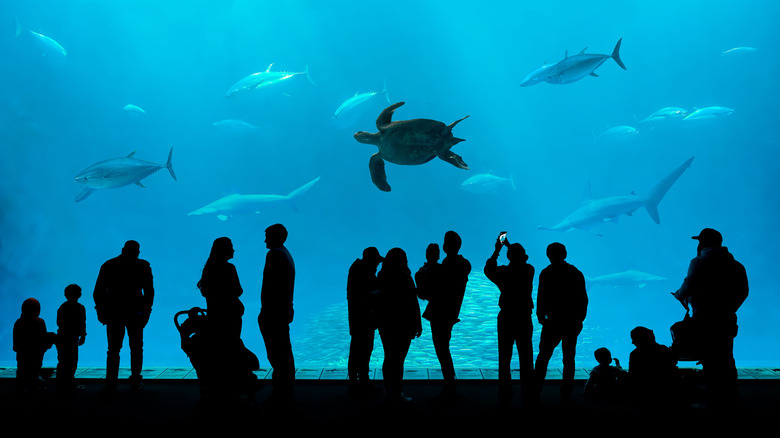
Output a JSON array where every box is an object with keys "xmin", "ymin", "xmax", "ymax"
[
  {"xmin": 28, "ymin": 30, "xmax": 67, "ymax": 56},
  {"xmin": 225, "ymin": 64, "xmax": 315, "ymax": 97},
  {"xmin": 212, "ymin": 119, "xmax": 259, "ymax": 130},
  {"xmin": 123, "ymin": 104, "xmax": 146, "ymax": 114},
  {"xmin": 461, "ymin": 174, "xmax": 516, "ymax": 193},
  {"xmin": 333, "ymin": 79, "xmax": 390, "ymax": 120},
  {"xmin": 74, "ymin": 148, "xmax": 176, "ymax": 202},
  {"xmin": 721, "ymin": 47, "xmax": 757, "ymax": 57},
  {"xmin": 682, "ymin": 106, "xmax": 734, "ymax": 121},
  {"xmin": 586, "ymin": 270, "xmax": 667, "ymax": 290},
  {"xmin": 594, "ymin": 125, "xmax": 639, "ymax": 143}
]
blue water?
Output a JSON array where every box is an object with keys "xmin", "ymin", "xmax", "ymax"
[{"xmin": 2, "ymin": 0, "xmax": 778, "ymax": 370}]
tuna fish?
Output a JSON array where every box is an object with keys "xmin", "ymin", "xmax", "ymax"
[
  {"xmin": 333, "ymin": 79, "xmax": 390, "ymax": 120},
  {"xmin": 225, "ymin": 64, "xmax": 315, "ymax": 97},
  {"xmin": 461, "ymin": 174, "xmax": 516, "ymax": 193},
  {"xmin": 74, "ymin": 148, "xmax": 176, "ymax": 202},
  {"xmin": 682, "ymin": 106, "xmax": 734, "ymax": 121},
  {"xmin": 638, "ymin": 107, "xmax": 689, "ymax": 124},
  {"xmin": 123, "ymin": 104, "xmax": 146, "ymax": 114},
  {"xmin": 521, "ymin": 38, "xmax": 626, "ymax": 86}
]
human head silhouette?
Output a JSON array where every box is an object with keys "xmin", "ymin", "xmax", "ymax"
[
  {"xmin": 209, "ymin": 237, "xmax": 235, "ymax": 262},
  {"xmin": 121, "ymin": 240, "xmax": 140, "ymax": 258},
  {"xmin": 21, "ymin": 297, "xmax": 41, "ymax": 318},
  {"xmin": 64, "ymin": 284, "xmax": 82, "ymax": 301},
  {"xmin": 362, "ymin": 246, "xmax": 384, "ymax": 268},
  {"xmin": 630, "ymin": 326, "xmax": 656, "ymax": 349},
  {"xmin": 265, "ymin": 223, "xmax": 288, "ymax": 249},
  {"xmin": 443, "ymin": 231, "xmax": 462, "ymax": 255},
  {"xmin": 383, "ymin": 247, "xmax": 408, "ymax": 271},
  {"xmin": 507, "ymin": 243, "xmax": 528, "ymax": 263},
  {"xmin": 425, "ymin": 243, "xmax": 440, "ymax": 263},
  {"xmin": 546, "ymin": 242, "xmax": 567, "ymax": 263},
  {"xmin": 594, "ymin": 347, "xmax": 612, "ymax": 366},
  {"xmin": 692, "ymin": 228, "xmax": 723, "ymax": 254}
]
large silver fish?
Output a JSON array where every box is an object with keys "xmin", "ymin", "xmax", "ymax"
[
  {"xmin": 225, "ymin": 64, "xmax": 315, "ymax": 97},
  {"xmin": 74, "ymin": 148, "xmax": 176, "ymax": 202},
  {"xmin": 521, "ymin": 38, "xmax": 626, "ymax": 86},
  {"xmin": 333, "ymin": 79, "xmax": 390, "ymax": 120}
]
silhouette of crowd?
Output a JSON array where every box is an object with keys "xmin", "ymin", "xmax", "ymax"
[{"xmin": 11, "ymin": 226, "xmax": 748, "ymax": 413}]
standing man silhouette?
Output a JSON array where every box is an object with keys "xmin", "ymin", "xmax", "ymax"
[
  {"xmin": 346, "ymin": 246, "xmax": 383, "ymax": 397},
  {"xmin": 93, "ymin": 240, "xmax": 154, "ymax": 393},
  {"xmin": 672, "ymin": 228, "xmax": 748, "ymax": 408},
  {"xmin": 258, "ymin": 223, "xmax": 296, "ymax": 406},
  {"xmin": 427, "ymin": 230, "xmax": 471, "ymax": 402},
  {"xmin": 484, "ymin": 233, "xmax": 535, "ymax": 404},
  {"xmin": 534, "ymin": 242, "xmax": 587, "ymax": 402}
]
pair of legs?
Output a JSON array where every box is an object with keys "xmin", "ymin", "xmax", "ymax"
[
  {"xmin": 258, "ymin": 315, "xmax": 295, "ymax": 403},
  {"xmin": 105, "ymin": 317, "xmax": 145, "ymax": 388},
  {"xmin": 56, "ymin": 336, "xmax": 80, "ymax": 392},
  {"xmin": 379, "ymin": 328, "xmax": 412, "ymax": 402},
  {"xmin": 348, "ymin": 325, "xmax": 376, "ymax": 387},
  {"xmin": 430, "ymin": 320, "xmax": 456, "ymax": 386},
  {"xmin": 497, "ymin": 312, "xmax": 534, "ymax": 401},
  {"xmin": 699, "ymin": 324, "xmax": 739, "ymax": 408},
  {"xmin": 534, "ymin": 321, "xmax": 583, "ymax": 399}
]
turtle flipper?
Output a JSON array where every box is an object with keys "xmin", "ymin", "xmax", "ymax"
[
  {"xmin": 444, "ymin": 115, "xmax": 469, "ymax": 135},
  {"xmin": 376, "ymin": 102, "xmax": 405, "ymax": 131},
  {"xmin": 439, "ymin": 151, "xmax": 469, "ymax": 170},
  {"xmin": 369, "ymin": 153, "xmax": 391, "ymax": 191}
]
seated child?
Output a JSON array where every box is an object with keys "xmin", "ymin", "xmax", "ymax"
[
  {"xmin": 13, "ymin": 298, "xmax": 56, "ymax": 392},
  {"xmin": 584, "ymin": 347, "xmax": 627, "ymax": 401}
]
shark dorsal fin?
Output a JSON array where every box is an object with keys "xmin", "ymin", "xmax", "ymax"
[
  {"xmin": 127, "ymin": 151, "xmax": 136, "ymax": 158},
  {"xmin": 580, "ymin": 47, "xmax": 588, "ymax": 54},
  {"xmin": 266, "ymin": 63, "xmax": 274, "ymax": 72},
  {"xmin": 564, "ymin": 50, "xmax": 569, "ymax": 58},
  {"xmin": 581, "ymin": 181, "xmax": 593, "ymax": 204}
]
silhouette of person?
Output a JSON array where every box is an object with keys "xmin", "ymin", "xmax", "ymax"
[
  {"xmin": 257, "ymin": 223, "xmax": 296, "ymax": 406},
  {"xmin": 672, "ymin": 228, "xmax": 748, "ymax": 408},
  {"xmin": 424, "ymin": 231, "xmax": 471, "ymax": 401},
  {"xmin": 583, "ymin": 347, "xmax": 627, "ymax": 402},
  {"xmin": 346, "ymin": 246, "xmax": 384, "ymax": 397},
  {"xmin": 627, "ymin": 326, "xmax": 678, "ymax": 406},
  {"xmin": 13, "ymin": 298, "xmax": 56, "ymax": 393},
  {"xmin": 93, "ymin": 240, "xmax": 154, "ymax": 392},
  {"xmin": 415, "ymin": 243, "xmax": 442, "ymax": 303},
  {"xmin": 56, "ymin": 284, "xmax": 87, "ymax": 394},
  {"xmin": 484, "ymin": 234, "xmax": 535, "ymax": 404},
  {"xmin": 534, "ymin": 242, "xmax": 588, "ymax": 402},
  {"xmin": 198, "ymin": 237, "xmax": 245, "ymax": 340},
  {"xmin": 197, "ymin": 237, "xmax": 259, "ymax": 397},
  {"xmin": 376, "ymin": 247, "xmax": 422, "ymax": 405}
]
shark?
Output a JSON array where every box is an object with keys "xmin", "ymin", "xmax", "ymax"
[
  {"xmin": 538, "ymin": 156, "xmax": 694, "ymax": 235},
  {"xmin": 225, "ymin": 64, "xmax": 315, "ymax": 97},
  {"xmin": 585, "ymin": 270, "xmax": 667, "ymax": 290},
  {"xmin": 15, "ymin": 17, "xmax": 67, "ymax": 56},
  {"xmin": 187, "ymin": 176, "xmax": 320, "ymax": 221},
  {"xmin": 521, "ymin": 38, "xmax": 626, "ymax": 86},
  {"xmin": 74, "ymin": 148, "xmax": 176, "ymax": 202}
]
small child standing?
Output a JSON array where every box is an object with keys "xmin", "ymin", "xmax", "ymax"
[
  {"xmin": 583, "ymin": 347, "xmax": 627, "ymax": 401},
  {"xmin": 56, "ymin": 284, "xmax": 87, "ymax": 394},
  {"xmin": 13, "ymin": 298, "xmax": 56, "ymax": 393}
]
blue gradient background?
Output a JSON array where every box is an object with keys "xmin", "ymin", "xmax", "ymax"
[{"xmin": 1, "ymin": 1, "xmax": 778, "ymax": 370}]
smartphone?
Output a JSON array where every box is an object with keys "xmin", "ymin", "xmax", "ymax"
[{"xmin": 499, "ymin": 231, "xmax": 507, "ymax": 242}]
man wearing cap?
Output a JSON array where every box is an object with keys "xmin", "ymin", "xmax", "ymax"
[
  {"xmin": 673, "ymin": 228, "xmax": 748, "ymax": 408},
  {"xmin": 484, "ymin": 234, "xmax": 536, "ymax": 404},
  {"xmin": 346, "ymin": 247, "xmax": 383, "ymax": 397},
  {"xmin": 93, "ymin": 240, "xmax": 154, "ymax": 393}
]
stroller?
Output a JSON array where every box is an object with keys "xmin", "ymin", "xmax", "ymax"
[{"xmin": 174, "ymin": 307, "xmax": 260, "ymax": 401}]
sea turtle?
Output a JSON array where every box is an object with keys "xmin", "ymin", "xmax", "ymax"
[{"xmin": 353, "ymin": 101, "xmax": 470, "ymax": 192}]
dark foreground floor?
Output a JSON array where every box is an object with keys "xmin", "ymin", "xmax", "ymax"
[{"xmin": 2, "ymin": 374, "xmax": 779, "ymax": 434}]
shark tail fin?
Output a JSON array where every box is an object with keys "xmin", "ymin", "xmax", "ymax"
[
  {"xmin": 165, "ymin": 147, "xmax": 177, "ymax": 181},
  {"xmin": 644, "ymin": 156, "xmax": 694, "ymax": 224},
  {"xmin": 304, "ymin": 65, "xmax": 317, "ymax": 86},
  {"xmin": 285, "ymin": 176, "xmax": 320, "ymax": 211},
  {"xmin": 612, "ymin": 38, "xmax": 627, "ymax": 70}
]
